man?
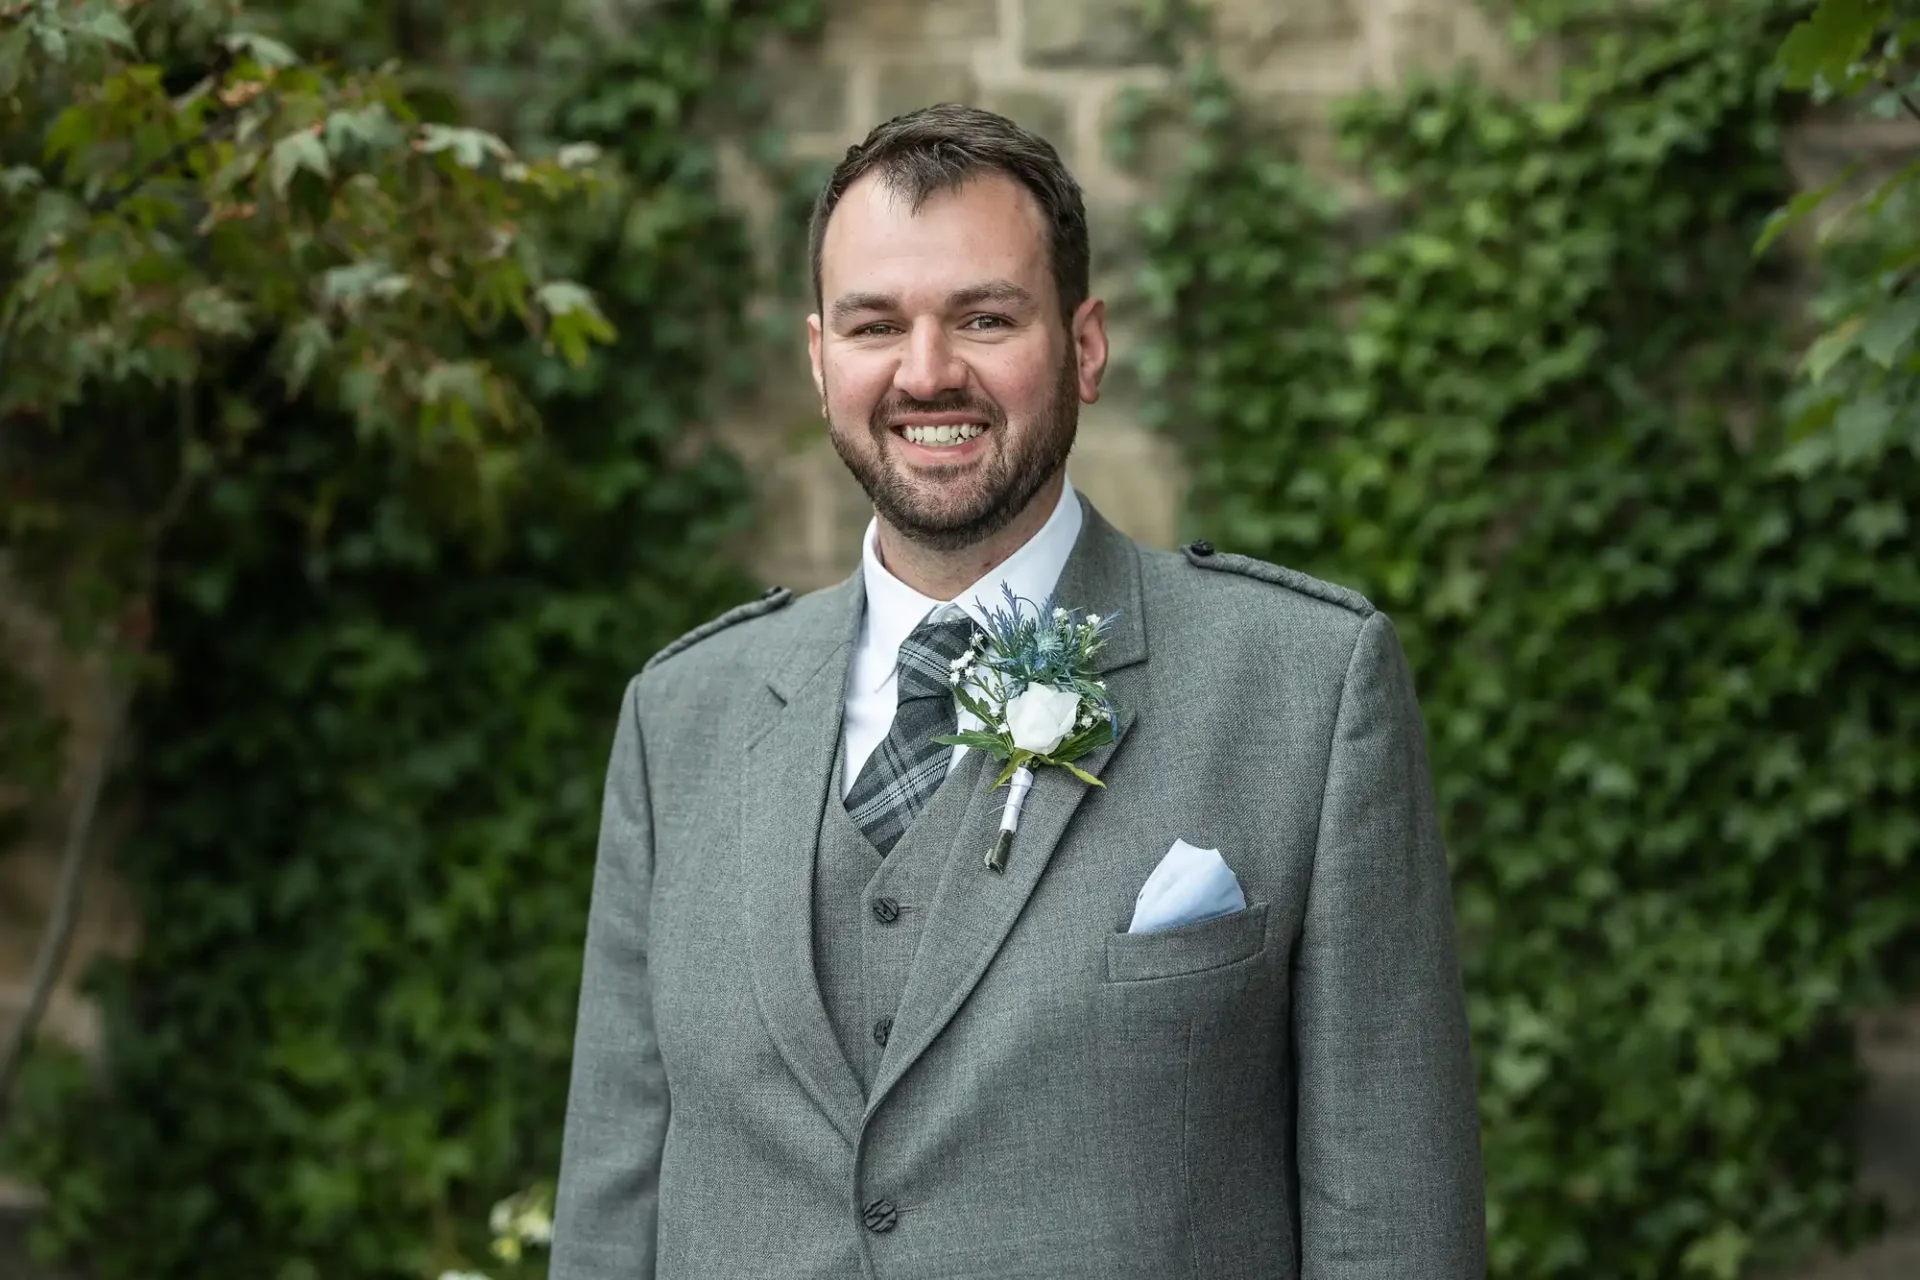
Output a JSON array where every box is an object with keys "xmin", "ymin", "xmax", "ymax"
[{"xmin": 551, "ymin": 104, "xmax": 1485, "ymax": 1279}]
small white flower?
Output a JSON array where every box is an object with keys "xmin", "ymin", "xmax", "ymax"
[
  {"xmin": 1086, "ymin": 613, "xmax": 1101, "ymax": 626},
  {"xmin": 949, "ymin": 670, "xmax": 962, "ymax": 685},
  {"xmin": 949, "ymin": 654, "xmax": 968, "ymax": 669},
  {"xmin": 1053, "ymin": 607, "xmax": 1067, "ymax": 619}
]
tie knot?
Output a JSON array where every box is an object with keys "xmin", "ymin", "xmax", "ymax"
[{"xmin": 897, "ymin": 610, "xmax": 976, "ymax": 702}]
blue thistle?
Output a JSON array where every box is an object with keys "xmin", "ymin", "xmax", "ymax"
[{"xmin": 965, "ymin": 585, "xmax": 1120, "ymax": 740}]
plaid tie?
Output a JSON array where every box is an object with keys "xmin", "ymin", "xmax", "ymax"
[{"xmin": 845, "ymin": 606, "xmax": 978, "ymax": 856}]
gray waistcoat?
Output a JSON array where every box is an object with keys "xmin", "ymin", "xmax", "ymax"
[{"xmin": 813, "ymin": 745, "xmax": 986, "ymax": 1093}]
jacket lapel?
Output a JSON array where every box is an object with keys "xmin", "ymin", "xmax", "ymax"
[
  {"xmin": 866, "ymin": 500, "xmax": 1151, "ymax": 1115},
  {"xmin": 740, "ymin": 574, "xmax": 867, "ymax": 1144}
]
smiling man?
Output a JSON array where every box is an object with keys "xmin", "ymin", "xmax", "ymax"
[{"xmin": 550, "ymin": 105, "xmax": 1486, "ymax": 1280}]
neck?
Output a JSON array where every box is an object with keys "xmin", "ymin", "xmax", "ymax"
[{"xmin": 873, "ymin": 472, "xmax": 1066, "ymax": 602}]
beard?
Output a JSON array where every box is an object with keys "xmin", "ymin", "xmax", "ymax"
[{"xmin": 826, "ymin": 357, "xmax": 1079, "ymax": 553}]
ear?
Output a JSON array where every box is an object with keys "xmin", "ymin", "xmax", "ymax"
[
  {"xmin": 1070, "ymin": 297, "xmax": 1108, "ymax": 405},
  {"xmin": 807, "ymin": 312, "xmax": 827, "ymax": 413}
]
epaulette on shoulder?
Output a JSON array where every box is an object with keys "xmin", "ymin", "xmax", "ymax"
[
  {"xmin": 643, "ymin": 587, "xmax": 794, "ymax": 673},
  {"xmin": 1181, "ymin": 540, "xmax": 1374, "ymax": 617}
]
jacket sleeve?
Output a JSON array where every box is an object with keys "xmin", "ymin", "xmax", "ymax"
[
  {"xmin": 550, "ymin": 674, "xmax": 667, "ymax": 1280},
  {"xmin": 1294, "ymin": 610, "xmax": 1487, "ymax": 1277}
]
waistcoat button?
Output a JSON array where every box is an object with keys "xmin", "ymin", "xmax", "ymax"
[
  {"xmin": 863, "ymin": 1198, "xmax": 899, "ymax": 1233},
  {"xmin": 871, "ymin": 896, "xmax": 901, "ymax": 924},
  {"xmin": 873, "ymin": 1016, "xmax": 893, "ymax": 1047}
]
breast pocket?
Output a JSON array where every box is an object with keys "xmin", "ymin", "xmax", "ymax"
[{"xmin": 1103, "ymin": 902, "xmax": 1270, "ymax": 983}]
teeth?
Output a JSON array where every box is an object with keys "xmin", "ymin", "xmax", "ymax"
[{"xmin": 902, "ymin": 423, "xmax": 986, "ymax": 446}]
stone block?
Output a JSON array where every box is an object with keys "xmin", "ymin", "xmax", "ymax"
[
  {"xmin": 987, "ymin": 90, "xmax": 1073, "ymax": 160},
  {"xmin": 1100, "ymin": 89, "xmax": 1196, "ymax": 186},
  {"xmin": 874, "ymin": 61, "xmax": 981, "ymax": 124},
  {"xmin": 1086, "ymin": 200, "xmax": 1145, "ymax": 276},
  {"xmin": 774, "ymin": 58, "xmax": 852, "ymax": 135},
  {"xmin": 841, "ymin": 0, "xmax": 999, "ymax": 43},
  {"xmin": 1023, "ymin": 0, "xmax": 1157, "ymax": 68},
  {"xmin": 1211, "ymin": 0, "xmax": 1360, "ymax": 46},
  {"xmin": 1387, "ymin": 6, "xmax": 1459, "ymax": 79},
  {"xmin": 1067, "ymin": 404, "xmax": 1186, "ymax": 549},
  {"xmin": 925, "ymin": 0, "xmax": 1001, "ymax": 41},
  {"xmin": 738, "ymin": 437, "xmax": 875, "ymax": 593},
  {"xmin": 837, "ymin": 0, "xmax": 926, "ymax": 41}
]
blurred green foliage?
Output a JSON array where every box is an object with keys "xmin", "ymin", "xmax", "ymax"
[
  {"xmin": 1759, "ymin": 0, "xmax": 1920, "ymax": 471},
  {"xmin": 1129, "ymin": 0, "xmax": 1920, "ymax": 1276},
  {"xmin": 0, "ymin": 0, "xmax": 613, "ymax": 624},
  {"xmin": 1, "ymin": 1, "xmax": 822, "ymax": 1277}
]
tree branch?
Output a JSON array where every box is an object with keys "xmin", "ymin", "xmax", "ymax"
[
  {"xmin": 0, "ymin": 384, "xmax": 193, "ymax": 1135},
  {"xmin": 0, "ymin": 677, "xmax": 125, "ymax": 1132}
]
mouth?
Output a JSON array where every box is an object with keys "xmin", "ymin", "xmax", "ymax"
[{"xmin": 892, "ymin": 420, "xmax": 990, "ymax": 449}]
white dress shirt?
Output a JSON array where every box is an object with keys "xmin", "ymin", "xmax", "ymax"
[{"xmin": 841, "ymin": 478, "xmax": 1084, "ymax": 795}]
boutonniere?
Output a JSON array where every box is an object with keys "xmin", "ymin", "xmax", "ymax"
[{"xmin": 933, "ymin": 586, "xmax": 1119, "ymax": 873}]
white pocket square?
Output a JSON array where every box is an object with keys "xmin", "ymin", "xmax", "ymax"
[{"xmin": 1127, "ymin": 839, "xmax": 1247, "ymax": 934}]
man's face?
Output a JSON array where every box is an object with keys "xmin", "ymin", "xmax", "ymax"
[{"xmin": 809, "ymin": 171, "xmax": 1106, "ymax": 552}]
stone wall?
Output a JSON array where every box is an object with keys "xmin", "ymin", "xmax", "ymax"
[{"xmin": 718, "ymin": 0, "xmax": 1531, "ymax": 593}]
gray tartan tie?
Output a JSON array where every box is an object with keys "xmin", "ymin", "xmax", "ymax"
[{"xmin": 845, "ymin": 606, "xmax": 978, "ymax": 856}]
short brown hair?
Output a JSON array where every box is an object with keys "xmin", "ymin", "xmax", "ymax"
[{"xmin": 808, "ymin": 103, "xmax": 1090, "ymax": 321}]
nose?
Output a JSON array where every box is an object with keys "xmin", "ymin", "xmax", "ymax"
[{"xmin": 893, "ymin": 318, "xmax": 966, "ymax": 402}]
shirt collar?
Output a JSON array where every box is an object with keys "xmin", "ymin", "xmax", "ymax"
[{"xmin": 856, "ymin": 477, "xmax": 1084, "ymax": 693}]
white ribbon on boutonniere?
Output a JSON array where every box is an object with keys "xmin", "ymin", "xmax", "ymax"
[{"xmin": 932, "ymin": 586, "xmax": 1119, "ymax": 873}]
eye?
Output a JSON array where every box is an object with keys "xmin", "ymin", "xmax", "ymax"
[
  {"xmin": 963, "ymin": 314, "xmax": 1012, "ymax": 331},
  {"xmin": 850, "ymin": 322, "xmax": 901, "ymax": 337}
]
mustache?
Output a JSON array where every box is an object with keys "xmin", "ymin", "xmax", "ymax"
[{"xmin": 870, "ymin": 391, "xmax": 1006, "ymax": 431}]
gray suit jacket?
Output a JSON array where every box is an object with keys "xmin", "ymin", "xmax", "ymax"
[{"xmin": 551, "ymin": 498, "xmax": 1486, "ymax": 1279}]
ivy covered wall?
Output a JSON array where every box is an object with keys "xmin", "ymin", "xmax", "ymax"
[{"xmin": 1131, "ymin": 0, "xmax": 1920, "ymax": 1276}]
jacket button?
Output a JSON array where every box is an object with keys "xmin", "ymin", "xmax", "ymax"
[
  {"xmin": 1189, "ymin": 539, "xmax": 1215, "ymax": 557},
  {"xmin": 873, "ymin": 1016, "xmax": 893, "ymax": 1047},
  {"xmin": 863, "ymin": 1198, "xmax": 899, "ymax": 1233},
  {"xmin": 871, "ymin": 896, "xmax": 901, "ymax": 924}
]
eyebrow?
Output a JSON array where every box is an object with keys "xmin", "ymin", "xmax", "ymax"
[{"xmin": 829, "ymin": 280, "xmax": 1037, "ymax": 324}]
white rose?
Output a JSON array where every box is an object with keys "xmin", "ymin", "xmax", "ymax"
[{"xmin": 1003, "ymin": 684, "xmax": 1082, "ymax": 755}]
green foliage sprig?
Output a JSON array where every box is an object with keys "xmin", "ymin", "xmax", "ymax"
[{"xmin": 1128, "ymin": 1, "xmax": 1920, "ymax": 1275}]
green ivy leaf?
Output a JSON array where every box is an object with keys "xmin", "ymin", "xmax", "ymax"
[
  {"xmin": 181, "ymin": 287, "xmax": 252, "ymax": 338},
  {"xmin": 538, "ymin": 281, "xmax": 617, "ymax": 366},
  {"xmin": 269, "ymin": 129, "xmax": 331, "ymax": 197},
  {"xmin": 323, "ymin": 105, "xmax": 400, "ymax": 154},
  {"xmin": 280, "ymin": 316, "xmax": 332, "ymax": 394},
  {"xmin": 1858, "ymin": 295, "xmax": 1920, "ymax": 368},
  {"xmin": 1832, "ymin": 391, "xmax": 1894, "ymax": 460},
  {"xmin": 419, "ymin": 123, "xmax": 513, "ymax": 169},
  {"xmin": 1754, "ymin": 171, "xmax": 1853, "ymax": 256},
  {"xmin": 0, "ymin": 165, "xmax": 42, "ymax": 197},
  {"xmin": 74, "ymin": 10, "xmax": 136, "ymax": 52},
  {"xmin": 223, "ymin": 31, "xmax": 300, "ymax": 69},
  {"xmin": 1803, "ymin": 315, "xmax": 1865, "ymax": 383},
  {"xmin": 1775, "ymin": 0, "xmax": 1889, "ymax": 90}
]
